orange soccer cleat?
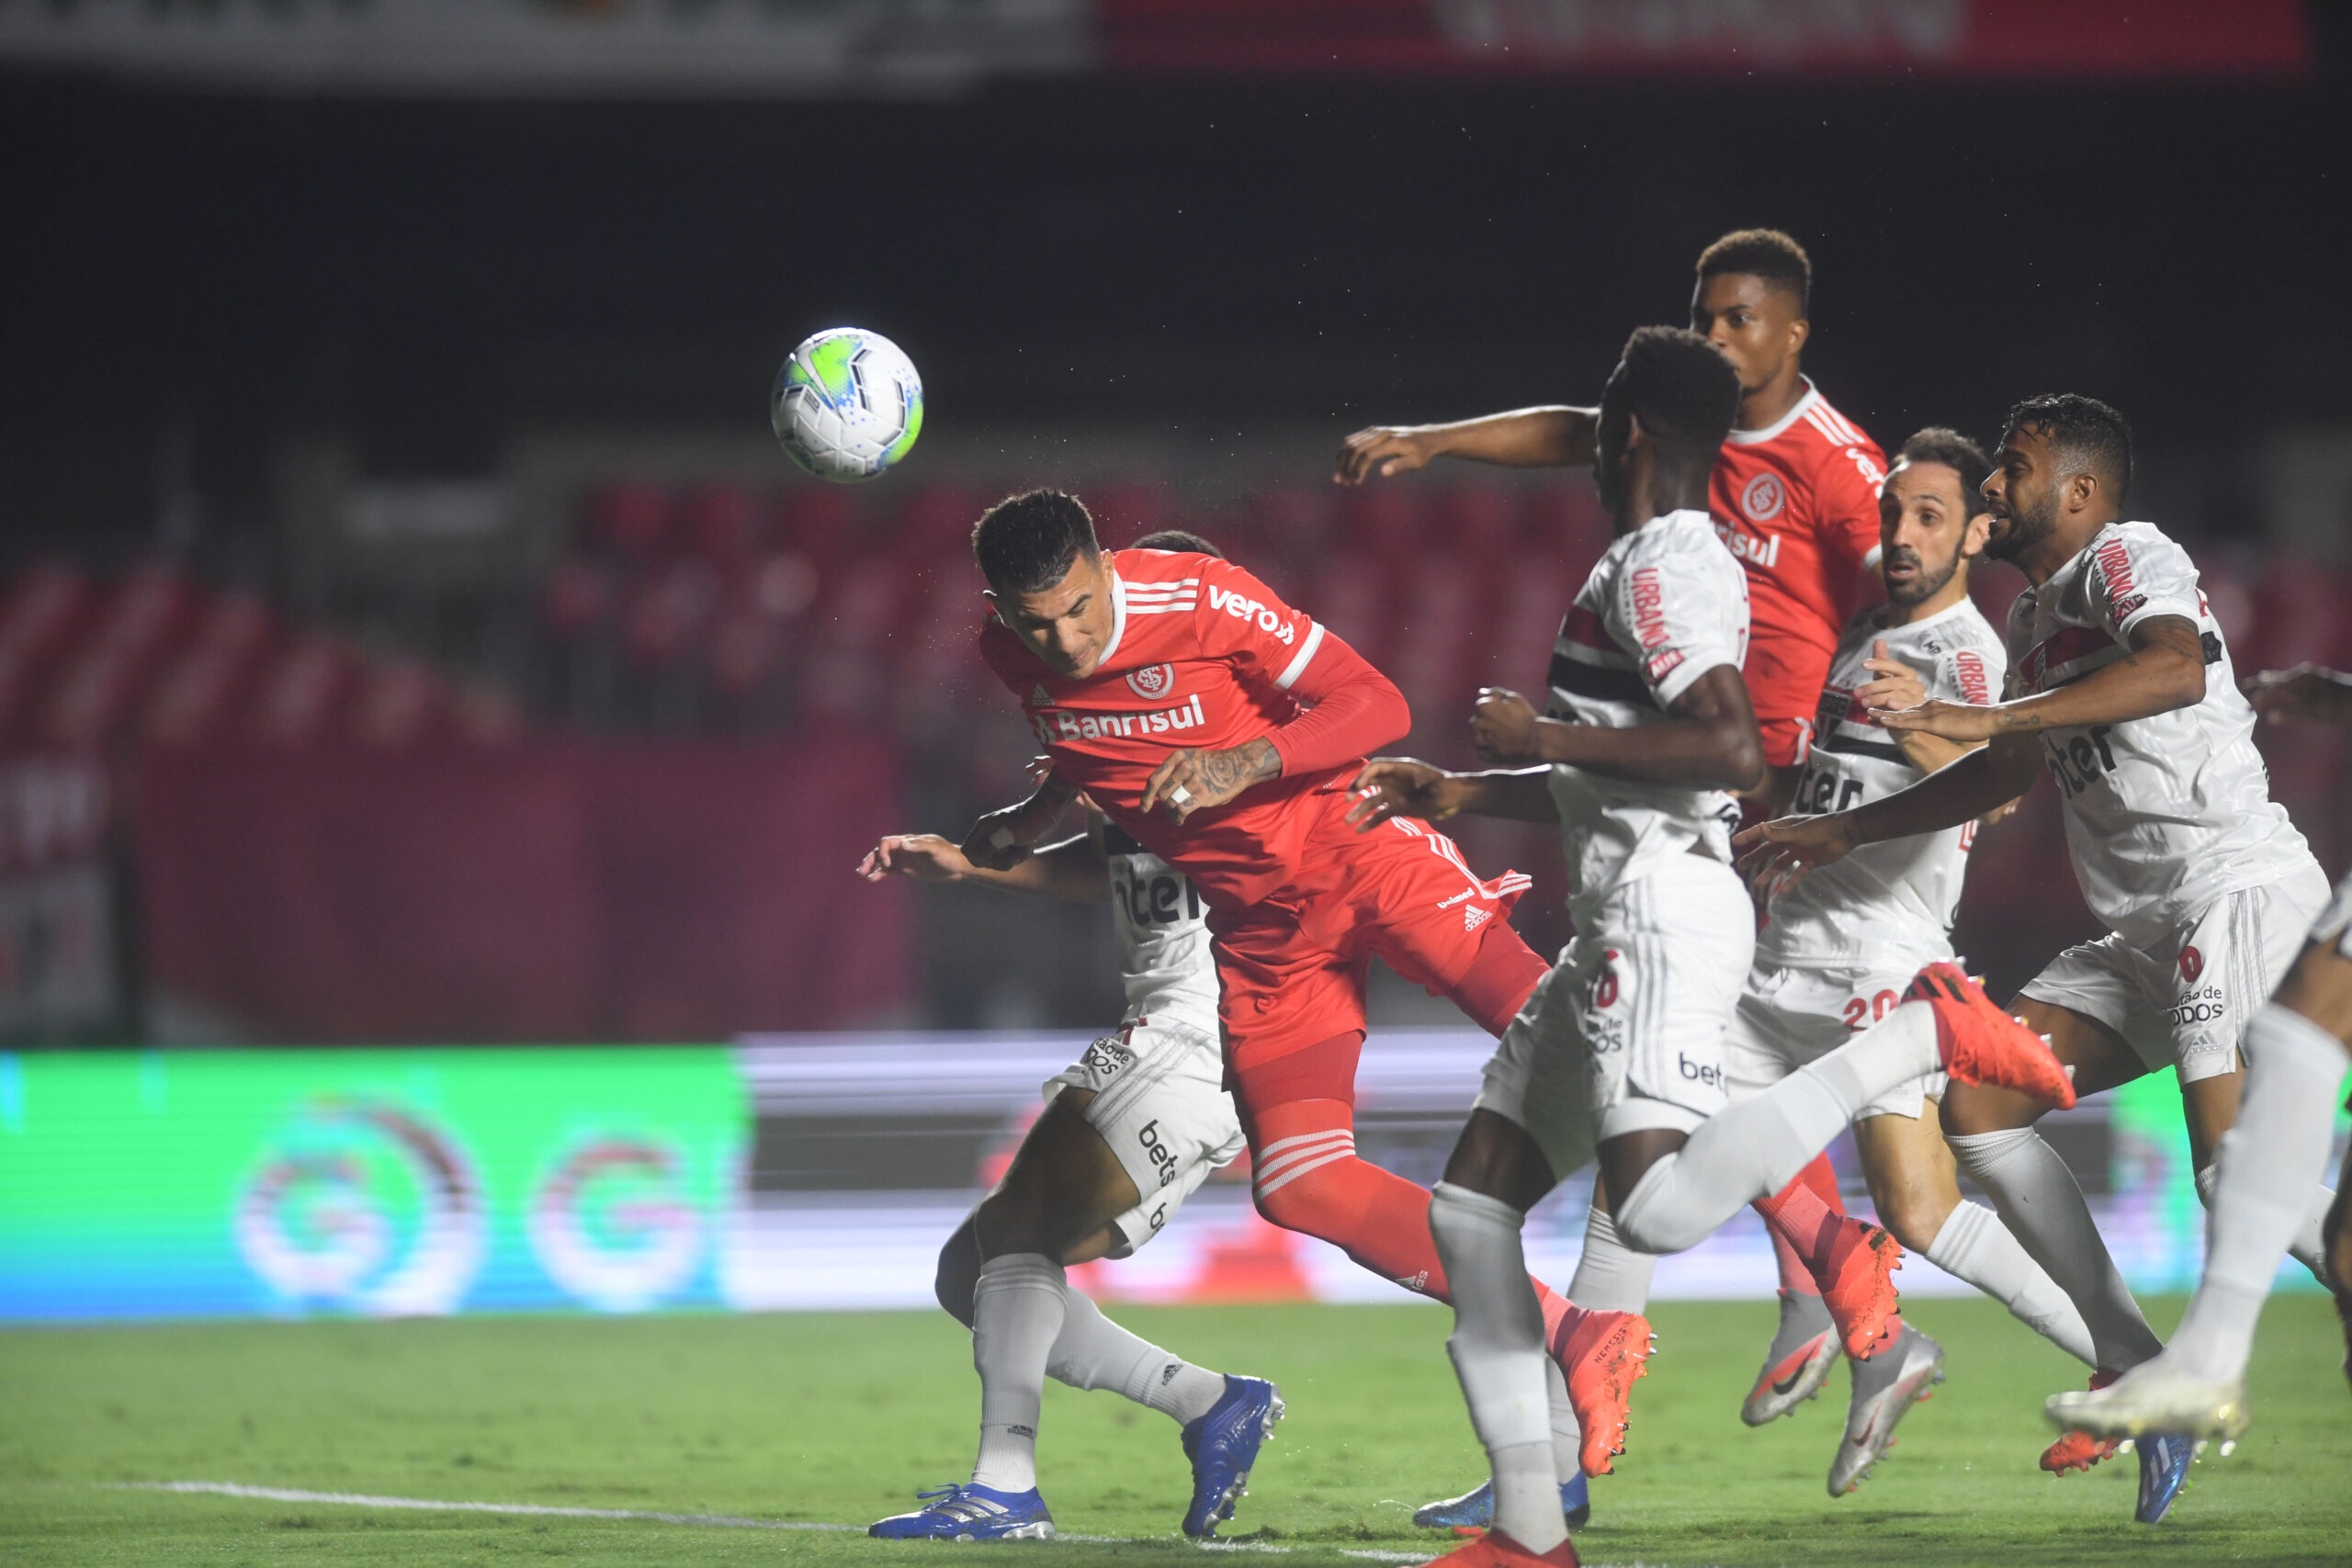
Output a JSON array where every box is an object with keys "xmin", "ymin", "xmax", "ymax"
[
  {"xmin": 1547, "ymin": 1304, "xmax": 1653, "ymax": 1478},
  {"xmin": 2041, "ymin": 1369, "xmax": 2123, "ymax": 1475},
  {"xmin": 1904, "ymin": 963, "xmax": 2076, "ymax": 1109},
  {"xmin": 1416, "ymin": 1529, "xmax": 1580, "ymax": 1568},
  {"xmin": 1817, "ymin": 1222, "xmax": 1905, "ymax": 1361}
]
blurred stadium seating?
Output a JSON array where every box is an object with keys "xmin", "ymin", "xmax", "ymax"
[{"xmin": 0, "ymin": 468, "xmax": 2345, "ymax": 1042}]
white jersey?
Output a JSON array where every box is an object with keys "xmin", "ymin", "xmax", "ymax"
[
  {"xmin": 2006, "ymin": 519, "xmax": 2316, "ymax": 945},
  {"xmin": 1760, "ymin": 598, "xmax": 2007, "ymax": 969},
  {"xmin": 1544, "ymin": 509, "xmax": 1751, "ymax": 923},
  {"xmin": 1102, "ymin": 822, "xmax": 1221, "ymax": 1034}
]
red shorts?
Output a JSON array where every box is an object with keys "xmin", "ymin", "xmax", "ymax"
[
  {"xmin": 1209, "ymin": 805, "xmax": 1549, "ymax": 1072},
  {"xmin": 1744, "ymin": 632, "xmax": 1835, "ymax": 769}
]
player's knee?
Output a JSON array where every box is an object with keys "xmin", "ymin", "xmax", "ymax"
[
  {"xmin": 975, "ymin": 1184, "xmax": 1055, "ymax": 1260},
  {"xmin": 1610, "ymin": 1181, "xmax": 1703, "ymax": 1256},
  {"xmin": 934, "ymin": 1227, "xmax": 981, "ymax": 1326},
  {"xmin": 1873, "ymin": 1187, "xmax": 1951, "ymax": 1254}
]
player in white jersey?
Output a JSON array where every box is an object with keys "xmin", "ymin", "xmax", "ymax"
[
  {"xmin": 1552, "ymin": 429, "xmax": 2099, "ymax": 1501},
  {"xmin": 1740, "ymin": 394, "xmax": 2335, "ymax": 1524},
  {"xmin": 854, "ymin": 531, "xmax": 1273, "ymax": 1545},
  {"xmin": 2050, "ymin": 661, "xmax": 2352, "ymax": 1439},
  {"xmin": 1347, "ymin": 331, "xmax": 2074, "ymax": 1568}
]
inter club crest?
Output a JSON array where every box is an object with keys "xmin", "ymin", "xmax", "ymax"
[
  {"xmin": 2178, "ymin": 945, "xmax": 2204, "ymax": 984},
  {"xmin": 1125, "ymin": 663, "xmax": 1177, "ymax": 700},
  {"xmin": 1740, "ymin": 472, "xmax": 1785, "ymax": 523}
]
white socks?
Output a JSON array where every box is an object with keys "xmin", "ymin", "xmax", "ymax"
[
  {"xmin": 1568, "ymin": 1201, "xmax": 1657, "ymax": 1314},
  {"xmin": 1922, "ymin": 1199, "xmax": 2098, "ymax": 1367},
  {"xmin": 969, "ymin": 1253, "xmax": 1068, "ymax": 1491},
  {"xmin": 2165, "ymin": 1003, "xmax": 2351, "ymax": 1383},
  {"xmin": 1046, "ymin": 1287, "xmax": 1227, "ymax": 1426},
  {"xmin": 1429, "ymin": 1181, "xmax": 1566, "ymax": 1554},
  {"xmin": 1948, "ymin": 1126, "xmax": 2163, "ymax": 1372},
  {"xmin": 1612, "ymin": 1004, "xmax": 1939, "ymax": 1255}
]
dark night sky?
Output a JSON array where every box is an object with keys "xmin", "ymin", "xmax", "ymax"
[{"xmin": 4, "ymin": 18, "xmax": 2349, "ymax": 545}]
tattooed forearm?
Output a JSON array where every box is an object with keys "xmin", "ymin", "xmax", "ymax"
[{"xmin": 1199, "ymin": 739, "xmax": 1281, "ymax": 795}]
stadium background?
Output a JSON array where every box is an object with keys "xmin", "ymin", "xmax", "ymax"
[{"xmin": 1, "ymin": 0, "xmax": 2349, "ymax": 1323}]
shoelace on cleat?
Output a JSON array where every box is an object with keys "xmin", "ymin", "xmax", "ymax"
[{"xmin": 910, "ymin": 1486, "xmax": 1012, "ymax": 1523}]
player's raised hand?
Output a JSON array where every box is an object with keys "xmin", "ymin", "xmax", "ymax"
[
  {"xmin": 1871, "ymin": 695, "xmax": 2001, "ymax": 743},
  {"xmin": 1345, "ymin": 758, "xmax": 1465, "ymax": 830},
  {"xmin": 1734, "ymin": 811, "xmax": 1861, "ymax": 896},
  {"xmin": 1334, "ymin": 425, "xmax": 1436, "ymax": 486},
  {"xmin": 1139, "ymin": 739, "xmax": 1282, "ymax": 824},
  {"xmin": 1469, "ymin": 687, "xmax": 1543, "ymax": 764},
  {"xmin": 1854, "ymin": 638, "xmax": 1928, "ymax": 715},
  {"xmin": 2244, "ymin": 662, "xmax": 2352, "ymax": 728},
  {"xmin": 857, "ymin": 833, "xmax": 974, "ymax": 884}
]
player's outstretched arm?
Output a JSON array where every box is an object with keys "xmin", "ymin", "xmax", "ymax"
[
  {"xmin": 1874, "ymin": 615, "xmax": 2206, "ymax": 742},
  {"xmin": 1333, "ymin": 406, "xmax": 1597, "ymax": 484},
  {"xmin": 1343, "ymin": 758, "xmax": 1558, "ymax": 829},
  {"xmin": 1468, "ymin": 671, "xmax": 1764, "ymax": 793},
  {"xmin": 1854, "ymin": 637, "xmax": 1978, "ymax": 774},
  {"xmin": 857, "ymin": 832, "xmax": 1112, "ymax": 903},
  {"xmin": 1736, "ymin": 731, "xmax": 2041, "ymax": 890},
  {"xmin": 2245, "ymin": 662, "xmax": 2352, "ymax": 728},
  {"xmin": 959, "ymin": 772, "xmax": 1080, "ymax": 871}
]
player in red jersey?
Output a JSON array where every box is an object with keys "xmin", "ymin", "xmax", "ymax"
[
  {"xmin": 1335, "ymin": 228, "xmax": 1897, "ymax": 1418},
  {"xmin": 960, "ymin": 499, "xmax": 1654, "ymax": 1484}
]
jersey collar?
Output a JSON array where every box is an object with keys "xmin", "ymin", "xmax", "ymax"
[
  {"xmin": 1095, "ymin": 566, "xmax": 1129, "ymax": 671},
  {"xmin": 1722, "ymin": 375, "xmax": 1818, "ymax": 446}
]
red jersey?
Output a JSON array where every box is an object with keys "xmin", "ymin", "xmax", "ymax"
[
  {"xmin": 979, "ymin": 548, "xmax": 1408, "ymax": 908},
  {"xmin": 1708, "ymin": 378, "xmax": 1887, "ymax": 751}
]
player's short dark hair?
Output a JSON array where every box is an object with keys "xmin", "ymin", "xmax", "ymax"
[
  {"xmin": 1130, "ymin": 527, "xmax": 1223, "ymax": 559},
  {"xmin": 972, "ymin": 490, "xmax": 1101, "ymax": 593},
  {"xmin": 1615, "ymin": 325, "xmax": 1743, "ymax": 463},
  {"xmin": 1894, "ymin": 427, "xmax": 1993, "ymax": 512},
  {"xmin": 1696, "ymin": 228, "xmax": 1812, "ymax": 316},
  {"xmin": 1999, "ymin": 393, "xmax": 2132, "ymax": 500}
]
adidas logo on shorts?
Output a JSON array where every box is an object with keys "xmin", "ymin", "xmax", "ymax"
[{"xmin": 1464, "ymin": 906, "xmax": 1492, "ymax": 933}]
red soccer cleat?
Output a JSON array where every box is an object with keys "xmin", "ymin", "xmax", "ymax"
[
  {"xmin": 1904, "ymin": 963, "xmax": 2076, "ymax": 1109},
  {"xmin": 1416, "ymin": 1529, "xmax": 1580, "ymax": 1568},
  {"xmin": 2041, "ymin": 1369, "xmax": 2122, "ymax": 1474},
  {"xmin": 1548, "ymin": 1304, "xmax": 1652, "ymax": 1477},
  {"xmin": 1819, "ymin": 1222, "xmax": 1905, "ymax": 1360}
]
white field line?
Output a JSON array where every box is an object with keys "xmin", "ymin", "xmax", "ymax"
[{"xmin": 121, "ymin": 1483, "xmax": 1439, "ymax": 1560}]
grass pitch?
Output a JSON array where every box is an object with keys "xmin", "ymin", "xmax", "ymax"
[{"xmin": 3, "ymin": 1296, "xmax": 2346, "ymax": 1567}]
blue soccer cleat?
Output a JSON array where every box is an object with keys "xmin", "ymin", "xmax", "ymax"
[
  {"xmin": 868, "ymin": 1482, "xmax": 1055, "ymax": 1540},
  {"xmin": 1180, "ymin": 1375, "xmax": 1284, "ymax": 1538},
  {"xmin": 1410, "ymin": 1474, "xmax": 1591, "ymax": 1532},
  {"xmin": 2133, "ymin": 1431, "xmax": 2197, "ymax": 1525}
]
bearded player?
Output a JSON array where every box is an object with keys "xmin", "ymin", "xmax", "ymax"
[
  {"xmin": 1481, "ymin": 429, "xmax": 2101, "ymax": 1511},
  {"xmin": 857, "ymin": 531, "xmax": 1277, "ymax": 1544},
  {"xmin": 1742, "ymin": 394, "xmax": 2335, "ymax": 1524},
  {"xmin": 2047, "ymin": 660, "xmax": 2352, "ymax": 1439},
  {"xmin": 957, "ymin": 502, "xmax": 1650, "ymax": 1496},
  {"xmin": 1337, "ymin": 227, "xmax": 1898, "ymax": 1397},
  {"xmin": 1343, "ymin": 328, "xmax": 2073, "ymax": 1568}
]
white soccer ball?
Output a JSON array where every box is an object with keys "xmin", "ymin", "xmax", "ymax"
[{"xmin": 769, "ymin": 327, "xmax": 924, "ymax": 482}]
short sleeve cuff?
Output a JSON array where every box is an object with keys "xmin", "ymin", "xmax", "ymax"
[{"xmin": 1648, "ymin": 649, "xmax": 1738, "ymax": 712}]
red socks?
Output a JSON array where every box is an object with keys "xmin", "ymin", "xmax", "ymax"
[{"xmin": 1756, "ymin": 1153, "xmax": 1847, "ymax": 1295}]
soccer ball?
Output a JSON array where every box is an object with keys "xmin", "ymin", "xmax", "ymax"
[{"xmin": 769, "ymin": 327, "xmax": 924, "ymax": 482}]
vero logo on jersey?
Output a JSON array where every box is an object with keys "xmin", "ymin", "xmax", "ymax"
[{"xmin": 1205, "ymin": 585, "xmax": 1298, "ymax": 644}]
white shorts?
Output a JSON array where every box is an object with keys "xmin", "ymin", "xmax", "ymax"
[
  {"xmin": 2312, "ymin": 870, "xmax": 2352, "ymax": 964},
  {"xmin": 2019, "ymin": 864, "xmax": 2331, "ymax": 1087},
  {"xmin": 1725, "ymin": 960, "xmax": 1948, "ymax": 1121},
  {"xmin": 1045, "ymin": 1017, "xmax": 1245, "ymax": 1258},
  {"xmin": 1474, "ymin": 853, "xmax": 1755, "ymax": 1181}
]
